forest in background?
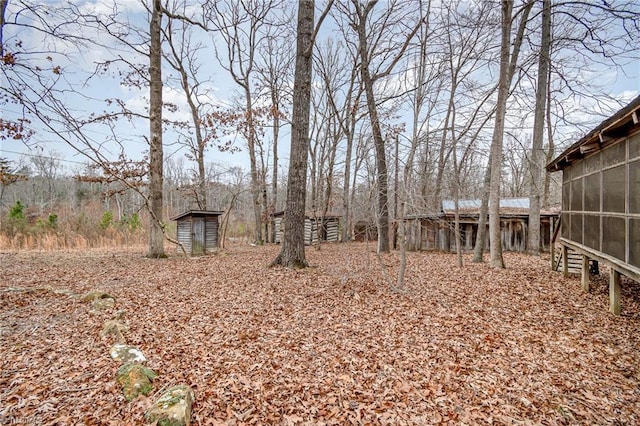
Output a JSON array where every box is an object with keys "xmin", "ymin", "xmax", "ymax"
[
  {"xmin": 0, "ymin": 136, "xmax": 557, "ymax": 250},
  {"xmin": 1, "ymin": 0, "xmax": 638, "ymax": 254}
]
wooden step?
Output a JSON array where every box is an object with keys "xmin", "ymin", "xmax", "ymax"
[{"xmin": 553, "ymin": 247, "xmax": 582, "ymax": 273}]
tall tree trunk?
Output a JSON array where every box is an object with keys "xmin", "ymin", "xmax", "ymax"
[
  {"xmin": 453, "ymin": 143, "xmax": 463, "ymax": 268},
  {"xmin": 167, "ymin": 40, "xmax": 207, "ymax": 209},
  {"xmin": 342, "ymin": 131, "xmax": 354, "ymax": 242},
  {"xmin": 488, "ymin": 0, "xmax": 533, "ymax": 268},
  {"xmin": 527, "ymin": 0, "xmax": 550, "ymax": 255},
  {"xmin": 543, "ymin": 64, "xmax": 554, "ymax": 209},
  {"xmin": 472, "ymin": 162, "xmax": 491, "ymax": 262},
  {"xmin": 271, "ymin": 0, "xmax": 315, "ymax": 268},
  {"xmin": 147, "ymin": 0, "xmax": 165, "ymax": 258},
  {"xmin": 245, "ymin": 94, "xmax": 263, "ymax": 244},
  {"xmin": 434, "ymin": 120, "xmax": 452, "ymax": 211},
  {"xmin": 0, "ymin": 0, "xmax": 8, "ymax": 56},
  {"xmin": 393, "ymin": 134, "xmax": 399, "ymax": 249},
  {"xmin": 270, "ymin": 93, "xmax": 280, "ymax": 243},
  {"xmin": 357, "ymin": 22, "xmax": 390, "ymax": 253},
  {"xmin": 488, "ymin": 0, "xmax": 513, "ymax": 269}
]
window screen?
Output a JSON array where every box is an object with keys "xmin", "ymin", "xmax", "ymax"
[
  {"xmin": 562, "ymin": 182, "xmax": 570, "ymax": 211},
  {"xmin": 583, "ymin": 153, "xmax": 601, "ymax": 175},
  {"xmin": 583, "ymin": 215, "xmax": 600, "ymax": 252},
  {"xmin": 630, "ymin": 134, "xmax": 640, "ymax": 161},
  {"xmin": 563, "ymin": 168, "xmax": 571, "ymax": 184},
  {"xmin": 602, "ymin": 216, "xmax": 626, "ymax": 262},
  {"xmin": 573, "ymin": 160, "xmax": 585, "ymax": 178},
  {"xmin": 570, "ymin": 178, "xmax": 583, "ymax": 211},
  {"xmin": 602, "ymin": 141, "xmax": 626, "ymax": 168},
  {"xmin": 562, "ymin": 212, "xmax": 570, "ymax": 239},
  {"xmin": 630, "ymin": 160, "xmax": 640, "ymax": 214},
  {"xmin": 630, "ymin": 218, "xmax": 640, "ymax": 269},
  {"xmin": 570, "ymin": 213, "xmax": 583, "ymax": 244},
  {"xmin": 584, "ymin": 173, "xmax": 600, "ymax": 211},
  {"xmin": 603, "ymin": 165, "xmax": 626, "ymax": 213}
]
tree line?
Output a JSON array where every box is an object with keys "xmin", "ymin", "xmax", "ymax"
[{"xmin": 1, "ymin": 0, "xmax": 638, "ymax": 268}]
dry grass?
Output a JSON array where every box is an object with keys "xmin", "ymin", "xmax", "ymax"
[{"xmin": 0, "ymin": 231, "xmax": 146, "ymax": 251}]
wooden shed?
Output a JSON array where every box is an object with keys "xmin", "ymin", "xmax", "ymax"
[
  {"xmin": 274, "ymin": 211, "xmax": 341, "ymax": 245},
  {"xmin": 353, "ymin": 220, "xmax": 377, "ymax": 242},
  {"xmin": 171, "ymin": 210, "xmax": 223, "ymax": 256},
  {"xmin": 405, "ymin": 198, "xmax": 558, "ymax": 253},
  {"xmin": 546, "ymin": 95, "xmax": 640, "ymax": 314}
]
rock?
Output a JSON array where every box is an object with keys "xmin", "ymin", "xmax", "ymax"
[
  {"xmin": 82, "ymin": 291, "xmax": 115, "ymax": 302},
  {"xmin": 116, "ymin": 363, "xmax": 157, "ymax": 401},
  {"xmin": 110, "ymin": 344, "xmax": 146, "ymax": 364},
  {"xmin": 145, "ymin": 385, "xmax": 194, "ymax": 426},
  {"xmin": 100, "ymin": 320, "xmax": 129, "ymax": 343}
]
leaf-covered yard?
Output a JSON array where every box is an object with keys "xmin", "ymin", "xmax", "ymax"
[{"xmin": 1, "ymin": 243, "xmax": 639, "ymax": 425}]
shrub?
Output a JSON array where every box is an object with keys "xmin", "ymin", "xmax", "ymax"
[
  {"xmin": 99, "ymin": 211, "xmax": 113, "ymax": 230},
  {"xmin": 9, "ymin": 200, "xmax": 25, "ymax": 220},
  {"xmin": 47, "ymin": 214, "xmax": 58, "ymax": 229},
  {"xmin": 7, "ymin": 201, "xmax": 27, "ymax": 234},
  {"xmin": 127, "ymin": 213, "xmax": 142, "ymax": 232}
]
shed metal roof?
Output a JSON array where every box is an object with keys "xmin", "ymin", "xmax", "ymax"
[
  {"xmin": 442, "ymin": 198, "xmax": 530, "ymax": 212},
  {"xmin": 405, "ymin": 197, "xmax": 559, "ymax": 219},
  {"xmin": 273, "ymin": 210, "xmax": 342, "ymax": 219},
  {"xmin": 170, "ymin": 210, "xmax": 224, "ymax": 221}
]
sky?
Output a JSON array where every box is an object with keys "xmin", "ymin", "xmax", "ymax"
[
  {"xmin": 1, "ymin": 0, "xmax": 639, "ymax": 178},
  {"xmin": 1, "ymin": 0, "xmax": 260, "ymax": 175}
]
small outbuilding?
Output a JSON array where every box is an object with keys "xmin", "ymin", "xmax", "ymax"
[
  {"xmin": 274, "ymin": 211, "xmax": 341, "ymax": 245},
  {"xmin": 171, "ymin": 210, "xmax": 224, "ymax": 256},
  {"xmin": 547, "ymin": 95, "xmax": 640, "ymax": 314},
  {"xmin": 404, "ymin": 198, "xmax": 558, "ymax": 253}
]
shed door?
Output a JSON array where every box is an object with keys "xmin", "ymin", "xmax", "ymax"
[{"xmin": 192, "ymin": 217, "xmax": 205, "ymax": 255}]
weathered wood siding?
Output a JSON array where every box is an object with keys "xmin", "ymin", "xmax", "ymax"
[
  {"xmin": 405, "ymin": 215, "xmax": 551, "ymax": 253},
  {"xmin": 304, "ymin": 218, "xmax": 315, "ymax": 245},
  {"xmin": 204, "ymin": 216, "xmax": 219, "ymax": 252},
  {"xmin": 326, "ymin": 219, "xmax": 339, "ymax": 242},
  {"xmin": 173, "ymin": 212, "xmax": 221, "ymax": 255},
  {"xmin": 274, "ymin": 217, "xmax": 283, "ymax": 243},
  {"xmin": 276, "ymin": 215, "xmax": 341, "ymax": 245},
  {"xmin": 177, "ymin": 220, "xmax": 192, "ymax": 254}
]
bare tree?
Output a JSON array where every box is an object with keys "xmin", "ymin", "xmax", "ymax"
[
  {"xmin": 342, "ymin": 0, "xmax": 423, "ymax": 253},
  {"xmin": 488, "ymin": 0, "xmax": 533, "ymax": 269},
  {"xmin": 255, "ymin": 22, "xmax": 294, "ymax": 242},
  {"xmin": 271, "ymin": 0, "xmax": 334, "ymax": 268},
  {"xmin": 0, "ymin": 158, "xmax": 26, "ymax": 213},
  {"xmin": 526, "ymin": 0, "xmax": 550, "ymax": 255},
  {"xmin": 0, "ymin": 1, "xmax": 184, "ymax": 255},
  {"xmin": 206, "ymin": 0, "xmax": 286, "ymax": 244},
  {"xmin": 162, "ymin": 3, "xmax": 214, "ymax": 210},
  {"xmin": 313, "ymin": 33, "xmax": 365, "ymax": 243},
  {"xmin": 147, "ymin": 0, "xmax": 165, "ymax": 257}
]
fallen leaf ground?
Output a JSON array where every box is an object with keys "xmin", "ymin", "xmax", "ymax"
[{"xmin": 1, "ymin": 243, "xmax": 639, "ymax": 425}]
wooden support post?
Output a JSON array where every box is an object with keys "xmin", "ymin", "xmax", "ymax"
[
  {"xmin": 550, "ymin": 219, "xmax": 555, "ymax": 270},
  {"xmin": 581, "ymin": 255, "xmax": 590, "ymax": 292},
  {"xmin": 609, "ymin": 268, "xmax": 621, "ymax": 315},
  {"xmin": 562, "ymin": 245, "xmax": 568, "ymax": 277}
]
